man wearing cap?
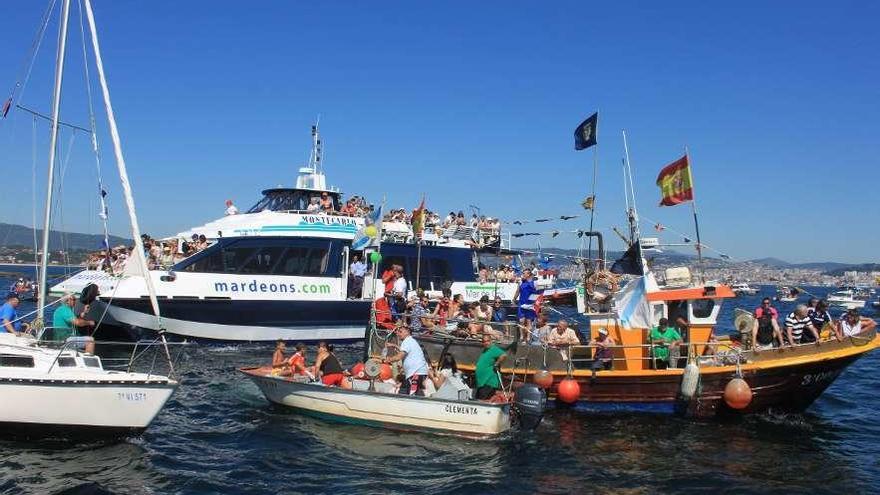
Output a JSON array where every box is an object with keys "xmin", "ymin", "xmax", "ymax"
[
  {"xmin": 52, "ymin": 293, "xmax": 96, "ymax": 353},
  {"xmin": 224, "ymin": 199, "xmax": 239, "ymax": 216},
  {"xmin": 0, "ymin": 294, "xmax": 29, "ymax": 336},
  {"xmin": 588, "ymin": 327, "xmax": 616, "ymax": 380}
]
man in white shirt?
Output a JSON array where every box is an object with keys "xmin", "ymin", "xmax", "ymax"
[
  {"xmin": 384, "ymin": 326, "xmax": 429, "ymax": 395},
  {"xmin": 348, "ymin": 254, "xmax": 367, "ymax": 298},
  {"xmin": 840, "ymin": 310, "xmax": 877, "ymax": 337},
  {"xmin": 225, "ymin": 199, "xmax": 239, "ymax": 216}
]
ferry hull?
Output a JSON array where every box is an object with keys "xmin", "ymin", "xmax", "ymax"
[
  {"xmin": 98, "ymin": 298, "xmax": 371, "ymax": 342},
  {"xmin": 241, "ymin": 368, "xmax": 510, "ymax": 438}
]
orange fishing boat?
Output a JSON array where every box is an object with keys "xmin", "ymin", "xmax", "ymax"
[{"xmin": 369, "ymin": 263, "xmax": 879, "ymax": 417}]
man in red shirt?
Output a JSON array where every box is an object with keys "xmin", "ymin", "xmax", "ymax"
[{"xmin": 752, "ymin": 297, "xmax": 785, "ymax": 350}]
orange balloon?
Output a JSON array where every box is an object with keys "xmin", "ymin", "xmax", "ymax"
[
  {"xmin": 533, "ymin": 369, "xmax": 554, "ymax": 389},
  {"xmin": 556, "ymin": 378, "xmax": 581, "ymax": 404},
  {"xmin": 723, "ymin": 377, "xmax": 753, "ymax": 410},
  {"xmin": 379, "ymin": 363, "xmax": 393, "ymax": 381}
]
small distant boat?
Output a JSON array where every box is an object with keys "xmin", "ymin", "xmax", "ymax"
[
  {"xmin": 827, "ymin": 290, "xmax": 867, "ymax": 310},
  {"xmin": 730, "ymin": 282, "xmax": 759, "ymax": 296},
  {"xmin": 240, "ymin": 365, "xmax": 544, "ymax": 438},
  {"xmin": 775, "ymin": 286, "xmax": 799, "ymax": 302}
]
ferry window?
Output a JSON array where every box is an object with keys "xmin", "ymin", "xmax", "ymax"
[
  {"xmin": 185, "ymin": 249, "xmax": 224, "ymax": 273},
  {"xmin": 56, "ymin": 356, "xmax": 76, "ymax": 367},
  {"xmin": 0, "ymin": 354, "xmax": 34, "ymax": 368},
  {"xmin": 691, "ymin": 299, "xmax": 715, "ymax": 319},
  {"xmin": 274, "ymin": 245, "xmax": 332, "ymax": 276},
  {"xmin": 239, "ymin": 247, "xmax": 286, "ymax": 275},
  {"xmin": 429, "ymin": 258, "xmax": 452, "ymax": 288}
]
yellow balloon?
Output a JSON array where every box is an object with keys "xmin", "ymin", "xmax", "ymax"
[{"xmin": 364, "ymin": 225, "xmax": 377, "ymax": 238}]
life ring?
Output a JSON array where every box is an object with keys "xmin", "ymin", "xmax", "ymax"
[{"xmin": 583, "ymin": 270, "xmax": 620, "ymax": 299}]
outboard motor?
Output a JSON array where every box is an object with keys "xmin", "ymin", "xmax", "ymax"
[{"xmin": 513, "ymin": 383, "xmax": 546, "ymax": 431}]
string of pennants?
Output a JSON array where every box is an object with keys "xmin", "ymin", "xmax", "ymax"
[{"xmin": 507, "ymin": 213, "xmax": 735, "ymax": 262}]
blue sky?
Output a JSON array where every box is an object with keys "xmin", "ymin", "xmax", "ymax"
[{"xmin": 1, "ymin": 1, "xmax": 877, "ymax": 263}]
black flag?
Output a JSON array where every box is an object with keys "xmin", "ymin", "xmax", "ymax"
[
  {"xmin": 610, "ymin": 242, "xmax": 644, "ymax": 276},
  {"xmin": 574, "ymin": 112, "xmax": 598, "ymax": 150}
]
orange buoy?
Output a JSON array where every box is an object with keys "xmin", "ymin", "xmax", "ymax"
[
  {"xmin": 352, "ymin": 362, "xmax": 365, "ymax": 378},
  {"xmin": 556, "ymin": 378, "xmax": 581, "ymax": 404},
  {"xmin": 379, "ymin": 363, "xmax": 393, "ymax": 381},
  {"xmin": 533, "ymin": 369, "xmax": 554, "ymax": 389},
  {"xmin": 723, "ymin": 377, "xmax": 753, "ymax": 410}
]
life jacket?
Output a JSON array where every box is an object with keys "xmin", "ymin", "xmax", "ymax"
[
  {"xmin": 374, "ymin": 298, "xmax": 395, "ymax": 330},
  {"xmin": 288, "ymin": 352, "xmax": 306, "ymax": 374}
]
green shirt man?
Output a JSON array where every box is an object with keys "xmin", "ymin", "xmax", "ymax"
[
  {"xmin": 52, "ymin": 304, "xmax": 77, "ymax": 341},
  {"xmin": 650, "ymin": 318, "xmax": 682, "ymax": 361},
  {"xmin": 475, "ymin": 343, "xmax": 506, "ymax": 389}
]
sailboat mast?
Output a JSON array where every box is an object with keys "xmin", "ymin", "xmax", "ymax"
[
  {"xmin": 82, "ymin": 0, "xmax": 159, "ymax": 320},
  {"xmin": 37, "ymin": 0, "xmax": 72, "ymax": 321},
  {"xmin": 621, "ymin": 130, "xmax": 641, "ymax": 242}
]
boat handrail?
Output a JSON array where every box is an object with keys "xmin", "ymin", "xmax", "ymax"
[{"xmin": 43, "ymin": 337, "xmax": 191, "ymax": 378}]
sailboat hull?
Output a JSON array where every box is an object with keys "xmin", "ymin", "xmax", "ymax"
[{"xmin": 0, "ymin": 379, "xmax": 177, "ymax": 439}]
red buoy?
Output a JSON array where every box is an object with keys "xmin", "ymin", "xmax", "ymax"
[
  {"xmin": 533, "ymin": 369, "xmax": 554, "ymax": 389},
  {"xmin": 556, "ymin": 378, "xmax": 581, "ymax": 404},
  {"xmin": 723, "ymin": 377, "xmax": 753, "ymax": 410},
  {"xmin": 352, "ymin": 362, "xmax": 365, "ymax": 378},
  {"xmin": 379, "ymin": 363, "xmax": 393, "ymax": 381}
]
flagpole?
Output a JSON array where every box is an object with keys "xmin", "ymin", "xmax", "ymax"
[
  {"xmin": 587, "ymin": 117, "xmax": 599, "ymax": 269},
  {"xmin": 684, "ymin": 146, "xmax": 704, "ymax": 283},
  {"xmin": 414, "ymin": 194, "xmax": 424, "ymax": 293}
]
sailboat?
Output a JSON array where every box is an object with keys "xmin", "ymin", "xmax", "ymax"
[{"xmin": 0, "ymin": 0, "xmax": 176, "ymax": 438}]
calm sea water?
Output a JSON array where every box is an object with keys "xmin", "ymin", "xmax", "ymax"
[{"xmin": 1, "ymin": 272, "xmax": 878, "ymax": 494}]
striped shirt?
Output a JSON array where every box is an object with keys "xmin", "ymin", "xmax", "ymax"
[{"xmin": 784, "ymin": 312, "xmax": 812, "ymax": 343}]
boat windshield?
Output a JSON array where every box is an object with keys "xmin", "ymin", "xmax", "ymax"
[
  {"xmin": 246, "ymin": 188, "xmax": 342, "ymax": 213},
  {"xmin": 175, "ymin": 237, "xmax": 345, "ymax": 277}
]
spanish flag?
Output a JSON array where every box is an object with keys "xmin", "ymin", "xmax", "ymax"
[
  {"xmin": 656, "ymin": 155, "xmax": 693, "ymax": 206},
  {"xmin": 411, "ymin": 196, "xmax": 426, "ymax": 239}
]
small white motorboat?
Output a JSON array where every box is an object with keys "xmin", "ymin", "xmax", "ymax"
[
  {"xmin": 827, "ymin": 290, "xmax": 867, "ymax": 310},
  {"xmin": 775, "ymin": 286, "xmax": 799, "ymax": 302},
  {"xmin": 730, "ymin": 282, "xmax": 759, "ymax": 296},
  {"xmin": 241, "ymin": 364, "xmax": 544, "ymax": 438},
  {"xmin": 0, "ymin": 333, "xmax": 177, "ymax": 438}
]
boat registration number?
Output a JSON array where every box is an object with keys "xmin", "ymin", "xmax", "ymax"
[
  {"xmin": 800, "ymin": 370, "xmax": 841, "ymax": 387},
  {"xmin": 445, "ymin": 404, "xmax": 478, "ymax": 415},
  {"xmin": 117, "ymin": 392, "xmax": 148, "ymax": 402}
]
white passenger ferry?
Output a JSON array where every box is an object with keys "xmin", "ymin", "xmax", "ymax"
[{"xmin": 52, "ymin": 127, "xmax": 523, "ymax": 342}]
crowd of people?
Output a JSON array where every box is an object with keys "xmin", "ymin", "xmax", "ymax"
[
  {"xmin": 84, "ymin": 233, "xmax": 214, "ymax": 273},
  {"xmin": 751, "ymin": 296, "xmax": 877, "ymax": 350}
]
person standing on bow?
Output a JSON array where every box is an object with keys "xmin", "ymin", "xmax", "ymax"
[{"xmin": 513, "ymin": 268, "xmax": 538, "ymax": 327}]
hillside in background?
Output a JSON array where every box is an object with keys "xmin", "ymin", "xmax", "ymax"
[{"xmin": 0, "ymin": 223, "xmax": 131, "ymax": 251}]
